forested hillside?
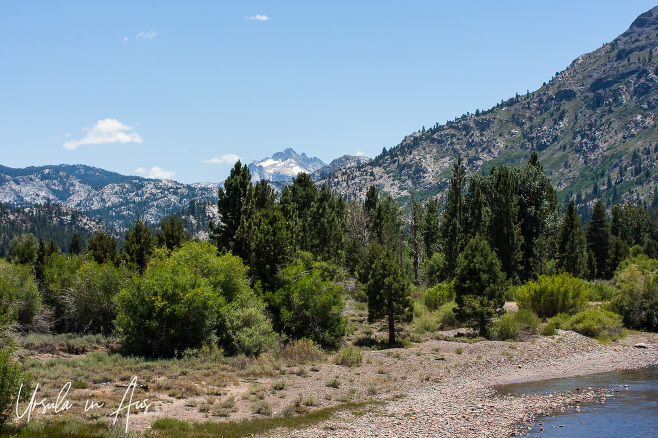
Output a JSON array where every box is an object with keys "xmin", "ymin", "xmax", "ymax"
[{"xmin": 320, "ymin": 6, "xmax": 658, "ymax": 219}]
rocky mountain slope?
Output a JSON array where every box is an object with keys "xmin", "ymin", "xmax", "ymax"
[
  {"xmin": 319, "ymin": 6, "xmax": 658, "ymax": 213},
  {"xmin": 0, "ymin": 201, "xmax": 111, "ymax": 255},
  {"xmin": 311, "ymin": 155, "xmax": 372, "ymax": 180},
  {"xmin": 248, "ymin": 148, "xmax": 326, "ymax": 182},
  {"xmin": 0, "ymin": 164, "xmax": 216, "ymax": 231}
]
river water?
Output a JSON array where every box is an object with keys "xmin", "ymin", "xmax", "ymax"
[{"xmin": 496, "ymin": 366, "xmax": 658, "ymax": 437}]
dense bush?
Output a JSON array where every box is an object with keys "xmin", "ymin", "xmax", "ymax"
[
  {"xmin": 0, "ymin": 347, "xmax": 28, "ymax": 429},
  {"xmin": 492, "ymin": 309, "xmax": 541, "ymax": 340},
  {"xmin": 0, "ymin": 260, "xmax": 41, "ymax": 329},
  {"xmin": 515, "ymin": 273, "xmax": 588, "ymax": 319},
  {"xmin": 569, "ymin": 309, "xmax": 624, "ymax": 341},
  {"xmin": 422, "ymin": 282, "xmax": 454, "ymax": 311},
  {"xmin": 269, "ymin": 253, "xmax": 346, "ymax": 347},
  {"xmin": 584, "ymin": 281, "xmax": 616, "ymax": 301},
  {"xmin": 115, "ymin": 242, "xmax": 277, "ymax": 357},
  {"xmin": 611, "ymin": 261, "xmax": 658, "ymax": 331},
  {"xmin": 64, "ymin": 261, "xmax": 129, "ymax": 334},
  {"xmin": 424, "ymin": 252, "xmax": 446, "ymax": 286},
  {"xmin": 115, "ymin": 256, "xmax": 221, "ymax": 357}
]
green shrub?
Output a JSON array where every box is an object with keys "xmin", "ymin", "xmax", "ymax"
[
  {"xmin": 269, "ymin": 255, "xmax": 346, "ymax": 347},
  {"xmin": 334, "ymin": 346, "xmax": 362, "ymax": 367},
  {"xmin": 424, "ymin": 252, "xmax": 446, "ymax": 286},
  {"xmin": 64, "ymin": 261, "xmax": 129, "ymax": 334},
  {"xmin": 437, "ymin": 302, "xmax": 458, "ymax": 329},
  {"xmin": 0, "ymin": 260, "xmax": 41, "ymax": 329},
  {"xmin": 422, "ymin": 282, "xmax": 454, "ymax": 311},
  {"xmin": 0, "ymin": 347, "xmax": 28, "ymax": 429},
  {"xmin": 492, "ymin": 312, "xmax": 519, "ymax": 340},
  {"xmin": 115, "ymin": 256, "xmax": 221, "ymax": 357},
  {"xmin": 278, "ymin": 338, "xmax": 324, "ymax": 365},
  {"xmin": 492, "ymin": 309, "xmax": 541, "ymax": 340},
  {"xmin": 611, "ymin": 263, "xmax": 658, "ymax": 331},
  {"xmin": 569, "ymin": 309, "xmax": 624, "ymax": 341},
  {"xmin": 584, "ymin": 281, "xmax": 616, "ymax": 301},
  {"xmin": 546, "ymin": 312, "xmax": 571, "ymax": 330},
  {"xmin": 515, "ymin": 273, "xmax": 588, "ymax": 319}
]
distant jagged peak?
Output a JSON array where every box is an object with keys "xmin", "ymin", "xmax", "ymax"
[{"xmin": 248, "ymin": 148, "xmax": 326, "ymax": 182}]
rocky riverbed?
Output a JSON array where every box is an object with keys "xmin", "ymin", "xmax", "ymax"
[{"xmin": 264, "ymin": 330, "xmax": 658, "ymax": 437}]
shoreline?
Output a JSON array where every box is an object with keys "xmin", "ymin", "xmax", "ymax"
[{"xmin": 265, "ymin": 330, "xmax": 658, "ymax": 437}]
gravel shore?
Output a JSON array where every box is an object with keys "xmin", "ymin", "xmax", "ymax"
[{"xmin": 266, "ymin": 330, "xmax": 658, "ymax": 438}]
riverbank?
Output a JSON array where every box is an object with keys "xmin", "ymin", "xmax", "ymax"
[{"xmin": 263, "ymin": 330, "xmax": 658, "ymax": 437}]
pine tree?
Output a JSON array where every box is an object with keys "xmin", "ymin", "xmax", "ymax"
[
  {"xmin": 410, "ymin": 198, "xmax": 424, "ymax": 283},
  {"xmin": 586, "ymin": 200, "xmax": 611, "ymax": 278},
  {"xmin": 517, "ymin": 154, "xmax": 560, "ymax": 280},
  {"xmin": 210, "ymin": 161, "xmax": 254, "ymax": 259},
  {"xmin": 310, "ymin": 185, "xmax": 346, "ymax": 261},
  {"xmin": 123, "ymin": 215, "xmax": 154, "ymax": 273},
  {"xmin": 440, "ymin": 156, "xmax": 466, "ymax": 277},
  {"xmin": 158, "ymin": 214, "xmax": 186, "ymax": 252},
  {"xmin": 69, "ymin": 233, "xmax": 84, "ymax": 255},
  {"xmin": 453, "ymin": 234, "xmax": 506, "ymax": 337},
  {"xmin": 422, "ymin": 198, "xmax": 441, "ymax": 258},
  {"xmin": 366, "ymin": 249, "xmax": 413, "ymax": 344},
  {"xmin": 88, "ymin": 232, "xmax": 118, "ymax": 265},
  {"xmin": 487, "ymin": 166, "xmax": 522, "ymax": 283},
  {"xmin": 558, "ymin": 201, "xmax": 589, "ymax": 277}
]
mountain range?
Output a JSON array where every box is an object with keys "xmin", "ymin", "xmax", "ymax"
[
  {"xmin": 3, "ymin": 6, "xmax": 658, "ymax": 234},
  {"xmin": 318, "ymin": 6, "xmax": 658, "ymax": 213}
]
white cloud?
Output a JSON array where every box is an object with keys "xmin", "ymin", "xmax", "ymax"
[
  {"xmin": 137, "ymin": 31, "xmax": 156, "ymax": 39},
  {"xmin": 245, "ymin": 14, "xmax": 270, "ymax": 21},
  {"xmin": 355, "ymin": 151, "xmax": 366, "ymax": 157},
  {"xmin": 203, "ymin": 154, "xmax": 240, "ymax": 164},
  {"xmin": 122, "ymin": 37, "xmax": 129, "ymax": 43},
  {"xmin": 135, "ymin": 166, "xmax": 175, "ymax": 179},
  {"xmin": 63, "ymin": 118, "xmax": 143, "ymax": 150}
]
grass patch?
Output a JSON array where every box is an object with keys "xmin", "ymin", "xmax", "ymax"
[{"xmin": 148, "ymin": 402, "xmax": 377, "ymax": 437}]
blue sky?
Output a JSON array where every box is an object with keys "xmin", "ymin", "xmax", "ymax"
[{"xmin": 1, "ymin": 1, "xmax": 657, "ymax": 184}]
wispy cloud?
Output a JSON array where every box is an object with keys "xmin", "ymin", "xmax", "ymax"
[
  {"xmin": 136, "ymin": 31, "xmax": 157, "ymax": 39},
  {"xmin": 356, "ymin": 151, "xmax": 366, "ymax": 157},
  {"xmin": 135, "ymin": 166, "xmax": 175, "ymax": 179},
  {"xmin": 63, "ymin": 118, "xmax": 143, "ymax": 150},
  {"xmin": 245, "ymin": 14, "xmax": 270, "ymax": 21},
  {"xmin": 203, "ymin": 154, "xmax": 240, "ymax": 164}
]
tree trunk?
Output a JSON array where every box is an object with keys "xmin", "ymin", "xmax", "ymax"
[{"xmin": 388, "ymin": 313, "xmax": 396, "ymax": 344}]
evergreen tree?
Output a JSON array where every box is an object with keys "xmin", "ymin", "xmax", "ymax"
[
  {"xmin": 372, "ymin": 195, "xmax": 403, "ymax": 251},
  {"xmin": 123, "ymin": 215, "xmax": 154, "ymax": 273},
  {"xmin": 517, "ymin": 154, "xmax": 560, "ymax": 280},
  {"xmin": 486, "ymin": 166, "xmax": 522, "ymax": 283},
  {"xmin": 586, "ymin": 201, "xmax": 611, "ymax": 278},
  {"xmin": 453, "ymin": 234, "xmax": 506, "ymax": 337},
  {"xmin": 69, "ymin": 233, "xmax": 84, "ymax": 255},
  {"xmin": 366, "ymin": 249, "xmax": 413, "ymax": 344},
  {"xmin": 558, "ymin": 201, "xmax": 589, "ymax": 277},
  {"xmin": 364, "ymin": 185, "xmax": 379, "ymax": 220},
  {"xmin": 422, "ymin": 198, "xmax": 441, "ymax": 258},
  {"xmin": 88, "ymin": 232, "xmax": 118, "ymax": 265},
  {"xmin": 35, "ymin": 237, "xmax": 47, "ymax": 284},
  {"xmin": 210, "ymin": 161, "xmax": 254, "ymax": 259},
  {"xmin": 606, "ymin": 236, "xmax": 630, "ymax": 278},
  {"xmin": 310, "ymin": 185, "xmax": 346, "ymax": 261},
  {"xmin": 440, "ymin": 156, "xmax": 466, "ymax": 277},
  {"xmin": 251, "ymin": 205, "xmax": 293, "ymax": 291},
  {"xmin": 158, "ymin": 214, "xmax": 186, "ymax": 252},
  {"xmin": 410, "ymin": 198, "xmax": 424, "ymax": 283}
]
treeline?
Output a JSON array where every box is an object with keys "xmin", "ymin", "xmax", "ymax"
[
  {"xmin": 2, "ymin": 156, "xmax": 658, "ymax": 360},
  {"xmin": 0, "ymin": 201, "xmax": 108, "ymax": 258}
]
